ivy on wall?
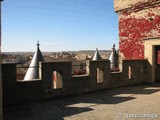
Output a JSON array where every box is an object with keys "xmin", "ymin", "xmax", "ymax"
[{"xmin": 119, "ymin": 2, "xmax": 160, "ymax": 60}]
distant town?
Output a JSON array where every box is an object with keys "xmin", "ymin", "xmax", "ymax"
[
  {"xmin": 1, "ymin": 50, "xmax": 112, "ymax": 80},
  {"xmin": 1, "ymin": 50, "xmax": 112, "ymax": 64}
]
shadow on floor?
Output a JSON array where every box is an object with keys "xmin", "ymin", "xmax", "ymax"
[{"xmin": 3, "ymin": 84, "xmax": 160, "ymax": 120}]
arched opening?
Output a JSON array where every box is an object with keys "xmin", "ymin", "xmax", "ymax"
[
  {"xmin": 52, "ymin": 71, "xmax": 63, "ymax": 89},
  {"xmin": 128, "ymin": 66, "xmax": 132, "ymax": 80},
  {"xmin": 96, "ymin": 68, "xmax": 104, "ymax": 83}
]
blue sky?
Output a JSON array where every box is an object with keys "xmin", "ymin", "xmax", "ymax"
[{"xmin": 2, "ymin": 0, "xmax": 118, "ymax": 52}]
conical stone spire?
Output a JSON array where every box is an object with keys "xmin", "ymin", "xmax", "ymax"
[
  {"xmin": 92, "ymin": 48, "xmax": 101, "ymax": 61},
  {"xmin": 24, "ymin": 41, "xmax": 44, "ymax": 80},
  {"xmin": 109, "ymin": 44, "xmax": 118, "ymax": 69}
]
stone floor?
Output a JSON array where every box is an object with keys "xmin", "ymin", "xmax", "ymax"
[{"xmin": 3, "ymin": 84, "xmax": 160, "ymax": 120}]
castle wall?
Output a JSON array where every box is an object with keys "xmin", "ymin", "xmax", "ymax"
[
  {"xmin": 114, "ymin": 0, "xmax": 160, "ymax": 60},
  {"xmin": 0, "ymin": 1, "xmax": 2, "ymax": 119},
  {"xmin": 0, "ymin": 48, "xmax": 1, "ymax": 118},
  {"xmin": 143, "ymin": 37, "xmax": 160, "ymax": 82},
  {"xmin": 2, "ymin": 60, "xmax": 150, "ymax": 105},
  {"xmin": 40, "ymin": 61, "xmax": 72, "ymax": 96},
  {"xmin": 114, "ymin": 0, "xmax": 158, "ymax": 12},
  {"xmin": 2, "ymin": 64, "xmax": 17, "ymax": 105},
  {"xmin": 17, "ymin": 80, "xmax": 42, "ymax": 102}
]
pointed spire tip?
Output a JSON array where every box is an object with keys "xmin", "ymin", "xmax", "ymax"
[{"xmin": 37, "ymin": 40, "xmax": 40, "ymax": 47}]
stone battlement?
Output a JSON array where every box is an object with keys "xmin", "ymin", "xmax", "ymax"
[{"xmin": 2, "ymin": 60, "xmax": 151, "ymax": 105}]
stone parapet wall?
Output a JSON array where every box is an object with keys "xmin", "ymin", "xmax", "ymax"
[
  {"xmin": 2, "ymin": 60, "xmax": 150, "ymax": 105},
  {"xmin": 2, "ymin": 64, "xmax": 17, "ymax": 105}
]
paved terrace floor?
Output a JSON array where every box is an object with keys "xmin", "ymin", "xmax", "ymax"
[{"xmin": 4, "ymin": 84, "xmax": 160, "ymax": 120}]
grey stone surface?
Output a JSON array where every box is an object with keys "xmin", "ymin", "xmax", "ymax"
[
  {"xmin": 2, "ymin": 60, "xmax": 150, "ymax": 105},
  {"xmin": 4, "ymin": 84, "xmax": 160, "ymax": 120},
  {"xmin": 92, "ymin": 48, "xmax": 101, "ymax": 61},
  {"xmin": 24, "ymin": 41, "xmax": 44, "ymax": 80},
  {"xmin": 0, "ymin": 65, "xmax": 2, "ymax": 120}
]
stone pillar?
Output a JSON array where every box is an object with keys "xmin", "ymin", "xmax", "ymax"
[
  {"xmin": 0, "ymin": 70, "xmax": 2, "ymax": 117},
  {"xmin": 2, "ymin": 63, "xmax": 17, "ymax": 105},
  {"xmin": 0, "ymin": 1, "xmax": 2, "ymax": 120}
]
